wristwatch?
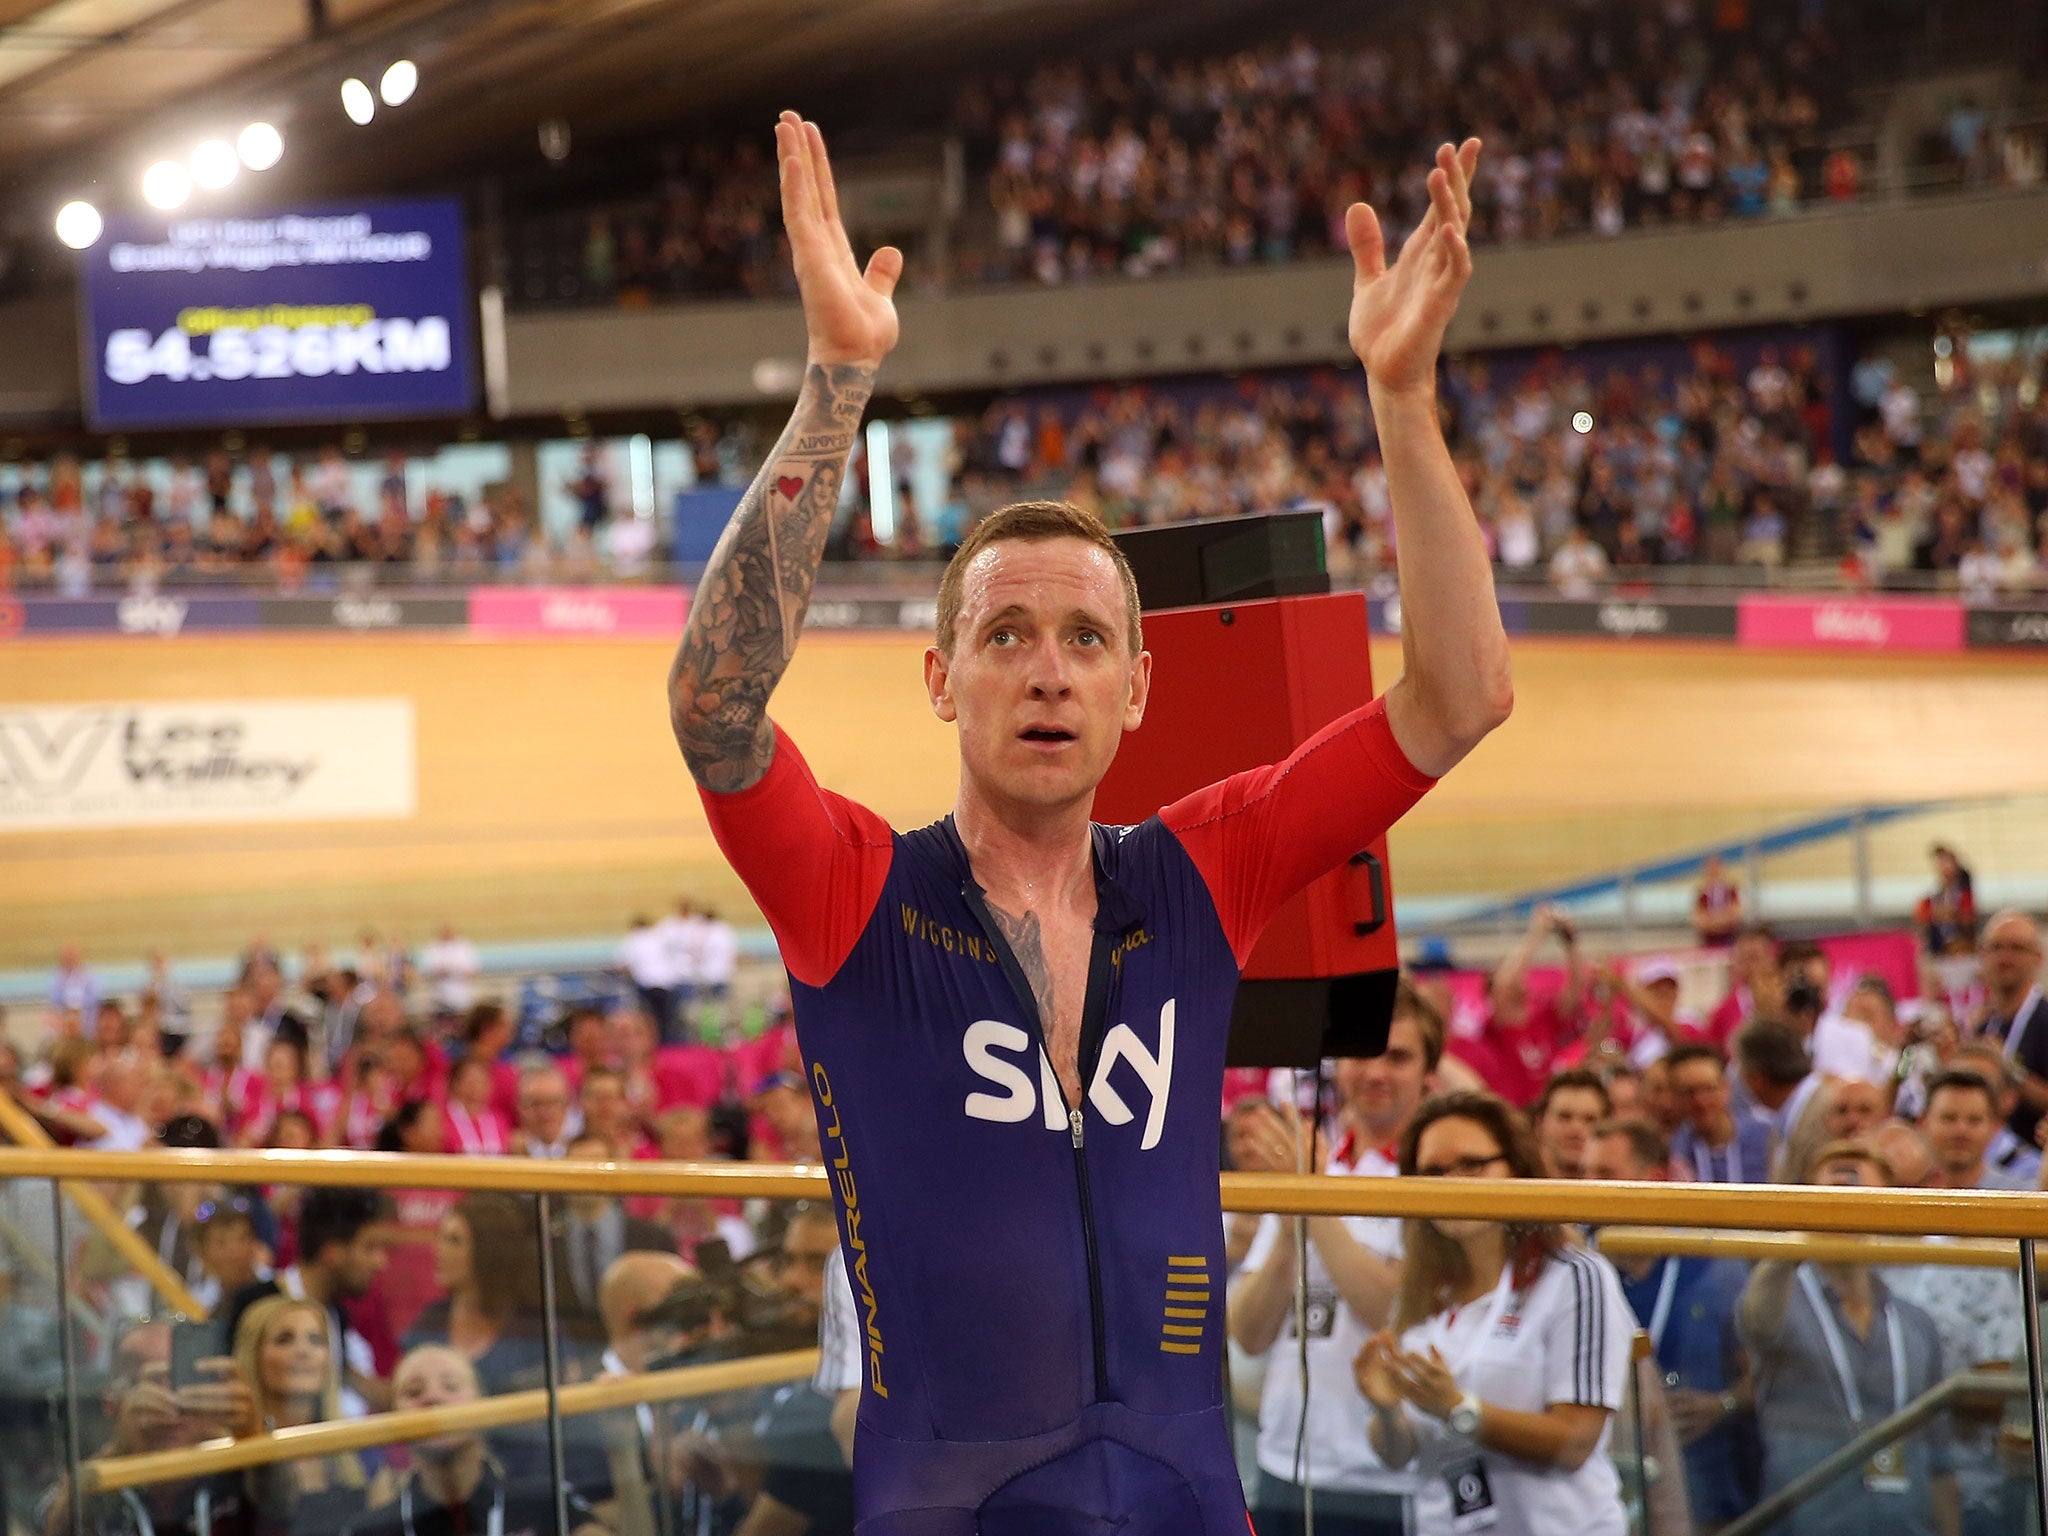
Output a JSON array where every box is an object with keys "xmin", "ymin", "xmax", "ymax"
[
  {"xmin": 1719, "ymin": 1391, "xmax": 1740, "ymax": 1418},
  {"xmin": 1447, "ymin": 1391, "xmax": 1483, "ymax": 1436}
]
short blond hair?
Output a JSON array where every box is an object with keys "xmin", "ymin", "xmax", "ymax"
[{"xmin": 934, "ymin": 501, "xmax": 1142, "ymax": 656}]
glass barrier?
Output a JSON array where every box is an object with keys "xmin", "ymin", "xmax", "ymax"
[{"xmin": 7, "ymin": 1150, "xmax": 2048, "ymax": 1536}]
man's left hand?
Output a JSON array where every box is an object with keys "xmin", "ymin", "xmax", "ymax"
[{"xmin": 1346, "ymin": 139, "xmax": 1480, "ymax": 395}]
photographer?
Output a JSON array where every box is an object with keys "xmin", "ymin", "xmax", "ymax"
[{"xmin": 42, "ymin": 1320, "xmax": 256, "ymax": 1536}]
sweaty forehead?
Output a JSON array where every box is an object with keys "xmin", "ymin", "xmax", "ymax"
[{"xmin": 958, "ymin": 538, "xmax": 1127, "ymax": 632}]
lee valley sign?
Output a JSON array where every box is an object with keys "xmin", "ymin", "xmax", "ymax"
[{"xmin": 0, "ymin": 698, "xmax": 415, "ymax": 832}]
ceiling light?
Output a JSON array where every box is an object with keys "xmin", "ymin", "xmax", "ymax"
[
  {"xmin": 380, "ymin": 59, "xmax": 418, "ymax": 107},
  {"xmin": 190, "ymin": 139, "xmax": 238, "ymax": 190},
  {"xmin": 142, "ymin": 160, "xmax": 192, "ymax": 210},
  {"xmin": 55, "ymin": 201, "xmax": 102, "ymax": 250},
  {"xmin": 237, "ymin": 121, "xmax": 284, "ymax": 170},
  {"xmin": 341, "ymin": 78, "xmax": 375, "ymax": 125}
]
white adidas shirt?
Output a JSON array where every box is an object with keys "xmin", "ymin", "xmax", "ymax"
[
  {"xmin": 1239, "ymin": 1147, "xmax": 1415, "ymax": 1495},
  {"xmin": 1396, "ymin": 1246, "xmax": 1632, "ymax": 1536}
]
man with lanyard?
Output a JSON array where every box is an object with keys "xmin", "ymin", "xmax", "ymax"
[
  {"xmin": 1666, "ymin": 1043, "xmax": 1775, "ymax": 1184},
  {"xmin": 1226, "ymin": 981, "xmax": 1445, "ymax": 1535},
  {"xmin": 669, "ymin": 117, "xmax": 1510, "ymax": 1532},
  {"xmin": 1585, "ymin": 1121, "xmax": 1759, "ymax": 1528},
  {"xmin": 1978, "ymin": 911, "xmax": 2046, "ymax": 1141},
  {"xmin": 1738, "ymin": 1142, "xmax": 1958, "ymax": 1536}
]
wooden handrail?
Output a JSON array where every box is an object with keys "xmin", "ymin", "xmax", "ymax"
[
  {"xmin": 0, "ymin": 1096, "xmax": 208, "ymax": 1320},
  {"xmin": 81, "ymin": 1348, "xmax": 820, "ymax": 1493},
  {"xmin": 1597, "ymin": 1226, "xmax": 2019, "ymax": 1269},
  {"xmin": 5, "ymin": 1144, "xmax": 2048, "ymax": 1240}
]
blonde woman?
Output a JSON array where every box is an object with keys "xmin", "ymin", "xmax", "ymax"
[{"xmin": 233, "ymin": 1296, "xmax": 368, "ymax": 1536}]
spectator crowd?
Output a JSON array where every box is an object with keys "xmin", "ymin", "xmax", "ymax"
[
  {"xmin": 6, "ymin": 330, "xmax": 2044, "ymax": 599},
  {"xmin": 4, "ymin": 867, "xmax": 2047, "ymax": 1534}
]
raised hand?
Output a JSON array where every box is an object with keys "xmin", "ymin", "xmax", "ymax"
[
  {"xmin": 777, "ymin": 112, "xmax": 902, "ymax": 368},
  {"xmin": 1353, "ymin": 1332, "xmax": 1405, "ymax": 1413},
  {"xmin": 1346, "ymin": 139, "xmax": 1480, "ymax": 395}
]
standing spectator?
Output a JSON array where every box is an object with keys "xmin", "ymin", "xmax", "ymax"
[
  {"xmin": 654, "ymin": 898, "xmax": 707, "ymax": 1043},
  {"xmin": 1450, "ymin": 908, "xmax": 1585, "ymax": 1108},
  {"xmin": 231, "ymin": 1297, "xmax": 369, "ymax": 1536},
  {"xmin": 1668, "ymin": 1043, "xmax": 1776, "ymax": 1184},
  {"xmin": 442, "ymin": 1056, "xmax": 511, "ymax": 1155},
  {"xmin": 226, "ymin": 1188, "xmax": 394, "ymax": 1416},
  {"xmin": 618, "ymin": 915, "xmax": 680, "ymax": 1041},
  {"xmin": 1229, "ymin": 982, "xmax": 1444, "ymax": 1534},
  {"xmin": 514, "ymin": 1063, "xmax": 577, "ymax": 1158},
  {"xmin": 569, "ymin": 445, "xmax": 613, "ymax": 532},
  {"xmin": 1704, "ymin": 926, "xmax": 1780, "ymax": 1052},
  {"xmin": 1694, "ymin": 855, "xmax": 1744, "ymax": 947},
  {"xmin": 1918, "ymin": 846, "xmax": 1978, "ymax": 955},
  {"xmin": 1733, "ymin": 1018, "xmax": 1821, "ymax": 1150},
  {"xmin": 50, "ymin": 944, "xmax": 100, "ymax": 1018},
  {"xmin": 1529, "ymin": 1068, "xmax": 1610, "ymax": 1178},
  {"xmin": 1356, "ymin": 1091, "xmax": 1633, "ymax": 1536},
  {"xmin": 1585, "ymin": 1121, "xmax": 1761, "ymax": 1527},
  {"xmin": 1920, "ymin": 1070, "xmax": 2032, "ymax": 1191},
  {"xmin": 1948, "ymin": 1044, "xmax": 2042, "ymax": 1185},
  {"xmin": 578, "ymin": 1066, "xmax": 651, "ymax": 1158},
  {"xmin": 419, "ymin": 924, "xmax": 482, "ymax": 1018},
  {"xmin": 1739, "ymin": 1142, "xmax": 1959, "ymax": 1536},
  {"xmin": 1977, "ymin": 911, "xmax": 2045, "ymax": 1141},
  {"xmin": 696, "ymin": 908, "xmax": 740, "ymax": 1015},
  {"xmin": 1548, "ymin": 523, "xmax": 1610, "ymax": 598}
]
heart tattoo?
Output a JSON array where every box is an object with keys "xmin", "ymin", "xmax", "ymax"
[{"xmin": 775, "ymin": 475, "xmax": 805, "ymax": 499}]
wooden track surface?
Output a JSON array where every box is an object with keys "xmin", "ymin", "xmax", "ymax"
[{"xmin": 5, "ymin": 633, "xmax": 2047, "ymax": 968}]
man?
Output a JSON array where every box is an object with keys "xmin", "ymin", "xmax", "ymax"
[
  {"xmin": 1530, "ymin": 1066, "xmax": 1611, "ymax": 1178},
  {"xmin": 1227, "ymin": 981, "xmax": 1443, "ymax": 1533},
  {"xmin": 1822, "ymin": 1076, "xmax": 1889, "ymax": 1141},
  {"xmin": 619, "ymin": 915, "xmax": 680, "ymax": 1042},
  {"xmin": 555, "ymin": 1133, "xmax": 679, "ymax": 1330},
  {"xmin": 581, "ymin": 1067, "xmax": 651, "ymax": 1158},
  {"xmin": 1585, "ymin": 1121, "xmax": 1758, "ymax": 1530},
  {"xmin": 592, "ymin": 1251, "xmax": 700, "ymax": 1536},
  {"xmin": 738, "ymin": 1205, "xmax": 855, "ymax": 1536},
  {"xmin": 225, "ymin": 1186, "xmax": 392, "ymax": 1413},
  {"xmin": 1867, "ymin": 1119, "xmax": 1936, "ymax": 1189},
  {"xmin": 1733, "ymin": 1016, "xmax": 1819, "ymax": 1149},
  {"xmin": 85, "ymin": 1053, "xmax": 153, "ymax": 1151},
  {"xmin": 653, "ymin": 899, "xmax": 707, "ymax": 1043},
  {"xmin": 1977, "ymin": 910, "xmax": 2045, "ymax": 1140},
  {"xmin": 515, "ymin": 1063, "xmax": 577, "ymax": 1158},
  {"xmin": 1702, "ymin": 925, "xmax": 1779, "ymax": 1051},
  {"xmin": 670, "ymin": 118, "xmax": 1507, "ymax": 1529},
  {"xmin": 1920, "ymin": 1069, "xmax": 2031, "ymax": 1191},
  {"xmin": 1668, "ymin": 1043, "xmax": 1775, "ymax": 1184},
  {"xmin": 1948, "ymin": 1042, "xmax": 2042, "ymax": 1183},
  {"xmin": 748, "ymin": 1071, "xmax": 820, "ymax": 1163}
]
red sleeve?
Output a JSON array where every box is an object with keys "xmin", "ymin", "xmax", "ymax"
[
  {"xmin": 1158, "ymin": 697, "xmax": 1437, "ymax": 967},
  {"xmin": 698, "ymin": 723, "xmax": 895, "ymax": 988}
]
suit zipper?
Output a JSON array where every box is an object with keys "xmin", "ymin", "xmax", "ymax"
[{"xmin": 962, "ymin": 881, "xmax": 1115, "ymax": 1400}]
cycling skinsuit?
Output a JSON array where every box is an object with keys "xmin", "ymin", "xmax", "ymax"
[{"xmin": 700, "ymin": 697, "xmax": 1435, "ymax": 1535}]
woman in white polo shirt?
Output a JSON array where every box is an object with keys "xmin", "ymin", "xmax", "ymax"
[{"xmin": 1355, "ymin": 1090, "xmax": 1632, "ymax": 1536}]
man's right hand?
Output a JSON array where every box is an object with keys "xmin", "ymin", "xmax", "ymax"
[{"xmin": 776, "ymin": 113, "xmax": 902, "ymax": 369}]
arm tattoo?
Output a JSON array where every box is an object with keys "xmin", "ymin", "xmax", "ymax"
[
  {"xmin": 667, "ymin": 361, "xmax": 876, "ymax": 792},
  {"xmin": 986, "ymin": 903, "xmax": 1057, "ymax": 1029}
]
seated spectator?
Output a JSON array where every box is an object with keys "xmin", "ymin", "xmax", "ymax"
[
  {"xmin": 236, "ymin": 1036, "xmax": 336, "ymax": 1149},
  {"xmin": 748, "ymin": 1072, "xmax": 820, "ymax": 1163},
  {"xmin": 578, "ymin": 1067, "xmax": 651, "ymax": 1159},
  {"xmin": 459, "ymin": 1001, "xmax": 522, "ymax": 1121},
  {"xmin": 41, "ymin": 1319, "xmax": 256, "ymax": 1536},
  {"xmin": 552, "ymin": 1133, "xmax": 679, "ymax": 1337},
  {"xmin": 343, "ymin": 1347, "xmax": 600, "ymax": 1536},
  {"xmin": 1585, "ymin": 1120, "xmax": 1760, "ymax": 1527},
  {"xmin": 1823, "ymin": 1076, "xmax": 1891, "ymax": 1141},
  {"xmin": 232, "ymin": 1297, "xmax": 369, "ymax": 1536},
  {"xmin": 1739, "ymin": 1141, "xmax": 1958, "ymax": 1536},
  {"xmin": 1815, "ymin": 976, "xmax": 1904, "ymax": 1086},
  {"xmin": 441, "ymin": 1055, "xmax": 511, "ymax": 1155},
  {"xmin": 227, "ymin": 1187, "xmax": 394, "ymax": 1415},
  {"xmin": 193, "ymin": 1197, "xmax": 271, "ymax": 1314},
  {"xmin": 648, "ymin": 1106, "xmax": 755, "ymax": 1263},
  {"xmin": 514, "ymin": 1064, "xmax": 577, "ymax": 1158},
  {"xmin": 1530, "ymin": 1068, "xmax": 1610, "ymax": 1178},
  {"xmin": 404, "ymin": 1192, "xmax": 548, "ymax": 1398},
  {"xmin": 1355, "ymin": 1091, "xmax": 1632, "ymax": 1536},
  {"xmin": 1668, "ymin": 1043, "xmax": 1776, "ymax": 1184}
]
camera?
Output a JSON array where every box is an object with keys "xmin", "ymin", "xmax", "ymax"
[{"xmin": 639, "ymin": 1241, "xmax": 819, "ymax": 1370}]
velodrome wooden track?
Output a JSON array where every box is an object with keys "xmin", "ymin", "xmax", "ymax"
[{"xmin": 5, "ymin": 632, "xmax": 2048, "ymax": 968}]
